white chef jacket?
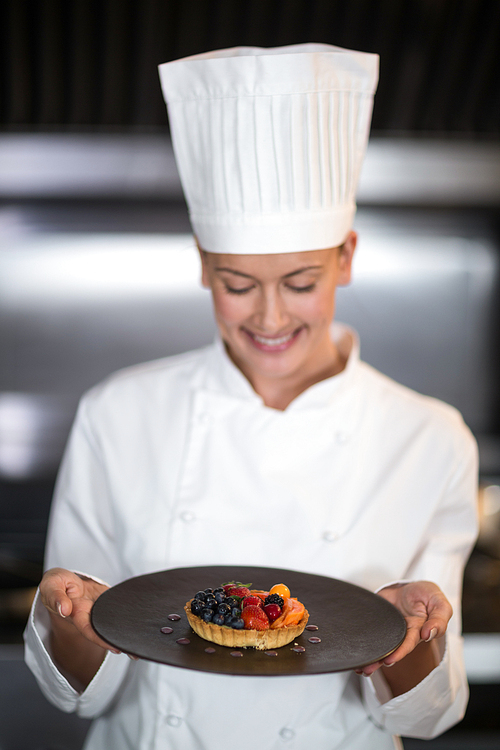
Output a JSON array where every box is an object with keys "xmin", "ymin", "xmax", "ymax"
[{"xmin": 24, "ymin": 324, "xmax": 478, "ymax": 750}]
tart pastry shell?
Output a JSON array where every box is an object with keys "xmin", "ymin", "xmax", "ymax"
[{"xmin": 184, "ymin": 600, "xmax": 309, "ymax": 650}]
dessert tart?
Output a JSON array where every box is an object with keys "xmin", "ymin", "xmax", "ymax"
[{"xmin": 184, "ymin": 582, "xmax": 309, "ymax": 651}]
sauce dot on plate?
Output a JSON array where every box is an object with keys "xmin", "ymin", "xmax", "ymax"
[
  {"xmin": 176, "ymin": 638, "xmax": 190, "ymax": 645},
  {"xmin": 292, "ymin": 646, "xmax": 306, "ymax": 653},
  {"xmin": 168, "ymin": 614, "xmax": 181, "ymax": 621},
  {"xmin": 305, "ymin": 625, "xmax": 319, "ymax": 631},
  {"xmin": 230, "ymin": 651, "xmax": 243, "ymax": 657},
  {"xmin": 308, "ymin": 636, "xmax": 321, "ymax": 643},
  {"xmin": 160, "ymin": 626, "xmax": 173, "ymax": 634},
  {"xmin": 204, "ymin": 647, "xmax": 216, "ymax": 654},
  {"xmin": 265, "ymin": 650, "xmax": 278, "ymax": 656}
]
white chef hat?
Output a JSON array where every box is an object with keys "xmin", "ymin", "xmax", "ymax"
[{"xmin": 158, "ymin": 43, "xmax": 378, "ymax": 254}]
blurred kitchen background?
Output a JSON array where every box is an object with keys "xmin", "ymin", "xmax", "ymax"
[{"xmin": 0, "ymin": 0, "xmax": 499, "ymax": 747}]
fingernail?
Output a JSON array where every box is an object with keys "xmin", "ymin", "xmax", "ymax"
[
  {"xmin": 425, "ymin": 628, "xmax": 437, "ymax": 642},
  {"xmin": 383, "ymin": 661, "xmax": 395, "ymax": 667},
  {"xmin": 57, "ymin": 602, "xmax": 66, "ymax": 618},
  {"xmin": 110, "ymin": 649, "xmax": 121, "ymax": 655},
  {"xmin": 355, "ymin": 669, "xmax": 363, "ymax": 675}
]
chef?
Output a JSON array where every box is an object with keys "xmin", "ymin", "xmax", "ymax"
[{"xmin": 24, "ymin": 44, "xmax": 478, "ymax": 750}]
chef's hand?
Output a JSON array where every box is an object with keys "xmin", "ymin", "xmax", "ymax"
[
  {"xmin": 39, "ymin": 567, "xmax": 118, "ymax": 653},
  {"xmin": 356, "ymin": 580, "xmax": 452, "ymax": 679}
]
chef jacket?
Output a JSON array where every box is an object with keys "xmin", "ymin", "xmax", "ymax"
[{"xmin": 24, "ymin": 323, "xmax": 478, "ymax": 750}]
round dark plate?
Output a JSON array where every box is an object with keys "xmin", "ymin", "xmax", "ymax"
[{"xmin": 91, "ymin": 565, "xmax": 406, "ymax": 676}]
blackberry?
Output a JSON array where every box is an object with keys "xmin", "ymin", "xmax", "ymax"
[{"xmin": 264, "ymin": 593, "xmax": 284, "ymax": 608}]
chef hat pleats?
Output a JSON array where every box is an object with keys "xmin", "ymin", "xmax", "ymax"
[{"xmin": 159, "ymin": 44, "xmax": 379, "ymax": 254}]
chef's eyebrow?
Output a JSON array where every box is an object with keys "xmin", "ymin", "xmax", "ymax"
[{"xmin": 215, "ymin": 266, "xmax": 323, "ymax": 279}]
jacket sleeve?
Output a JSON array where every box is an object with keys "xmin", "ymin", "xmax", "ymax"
[
  {"xmin": 362, "ymin": 424, "xmax": 479, "ymax": 739},
  {"xmin": 24, "ymin": 393, "xmax": 131, "ymax": 718}
]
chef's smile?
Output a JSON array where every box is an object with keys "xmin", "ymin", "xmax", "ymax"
[
  {"xmin": 242, "ymin": 325, "xmax": 305, "ymax": 352},
  {"xmin": 198, "ymin": 238, "xmax": 357, "ymax": 406}
]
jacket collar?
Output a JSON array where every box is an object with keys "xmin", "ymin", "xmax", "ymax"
[{"xmin": 199, "ymin": 322, "xmax": 361, "ymax": 411}]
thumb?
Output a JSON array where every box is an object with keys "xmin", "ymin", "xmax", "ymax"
[{"xmin": 40, "ymin": 568, "xmax": 85, "ymax": 618}]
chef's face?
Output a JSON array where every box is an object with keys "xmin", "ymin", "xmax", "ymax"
[{"xmin": 198, "ymin": 232, "xmax": 356, "ymax": 396}]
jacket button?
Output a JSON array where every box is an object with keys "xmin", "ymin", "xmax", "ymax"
[
  {"xmin": 279, "ymin": 727, "xmax": 295, "ymax": 740},
  {"xmin": 165, "ymin": 714, "xmax": 182, "ymax": 727},
  {"xmin": 180, "ymin": 511, "xmax": 196, "ymax": 522},
  {"xmin": 323, "ymin": 530, "xmax": 339, "ymax": 542}
]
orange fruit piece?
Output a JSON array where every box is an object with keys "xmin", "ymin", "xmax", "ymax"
[
  {"xmin": 270, "ymin": 597, "xmax": 305, "ymax": 629},
  {"xmin": 269, "ymin": 583, "xmax": 291, "ymax": 599}
]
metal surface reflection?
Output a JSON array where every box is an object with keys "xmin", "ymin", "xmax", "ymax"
[{"xmin": 0, "ymin": 216, "xmax": 498, "ymax": 480}]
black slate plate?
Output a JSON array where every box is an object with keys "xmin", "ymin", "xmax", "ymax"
[{"xmin": 91, "ymin": 565, "xmax": 406, "ymax": 676}]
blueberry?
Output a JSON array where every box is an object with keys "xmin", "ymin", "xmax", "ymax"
[
  {"xmin": 204, "ymin": 595, "xmax": 217, "ymax": 608},
  {"xmin": 231, "ymin": 618, "xmax": 245, "ymax": 630},
  {"xmin": 214, "ymin": 591, "xmax": 226, "ymax": 604},
  {"xmin": 194, "ymin": 591, "xmax": 206, "ymax": 601},
  {"xmin": 224, "ymin": 614, "xmax": 233, "ymax": 625},
  {"xmin": 201, "ymin": 608, "xmax": 214, "ymax": 622},
  {"xmin": 204, "ymin": 588, "xmax": 214, "ymax": 595},
  {"xmin": 231, "ymin": 607, "xmax": 241, "ymax": 618},
  {"xmin": 217, "ymin": 603, "xmax": 231, "ymax": 616},
  {"xmin": 191, "ymin": 599, "xmax": 204, "ymax": 616},
  {"xmin": 225, "ymin": 597, "xmax": 238, "ymax": 609},
  {"xmin": 213, "ymin": 587, "xmax": 224, "ymax": 594},
  {"xmin": 212, "ymin": 613, "xmax": 225, "ymax": 626}
]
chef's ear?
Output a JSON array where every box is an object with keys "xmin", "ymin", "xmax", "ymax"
[
  {"xmin": 196, "ymin": 237, "xmax": 211, "ymax": 289},
  {"xmin": 337, "ymin": 230, "xmax": 357, "ymax": 286}
]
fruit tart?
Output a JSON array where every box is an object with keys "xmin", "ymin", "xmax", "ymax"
[{"xmin": 184, "ymin": 582, "xmax": 309, "ymax": 650}]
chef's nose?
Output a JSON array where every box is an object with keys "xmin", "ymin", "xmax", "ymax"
[{"xmin": 256, "ymin": 288, "xmax": 289, "ymax": 332}]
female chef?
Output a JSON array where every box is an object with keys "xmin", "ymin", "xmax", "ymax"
[{"xmin": 25, "ymin": 44, "xmax": 478, "ymax": 750}]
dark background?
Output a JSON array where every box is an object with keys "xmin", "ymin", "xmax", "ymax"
[{"xmin": 1, "ymin": 0, "xmax": 499, "ymax": 136}]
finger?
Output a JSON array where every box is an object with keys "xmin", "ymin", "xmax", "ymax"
[
  {"xmin": 40, "ymin": 586, "xmax": 71, "ymax": 616},
  {"xmin": 40, "ymin": 568, "xmax": 87, "ymax": 614},
  {"xmin": 382, "ymin": 624, "xmax": 422, "ymax": 666},
  {"xmin": 81, "ymin": 620, "xmax": 120, "ymax": 652},
  {"xmin": 70, "ymin": 603, "xmax": 119, "ymax": 652},
  {"xmin": 356, "ymin": 659, "xmax": 384, "ymax": 677},
  {"xmin": 420, "ymin": 599, "xmax": 453, "ymax": 642}
]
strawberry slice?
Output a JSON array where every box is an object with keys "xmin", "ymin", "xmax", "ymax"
[
  {"xmin": 242, "ymin": 595, "xmax": 263, "ymax": 609},
  {"xmin": 226, "ymin": 585, "xmax": 251, "ymax": 598},
  {"xmin": 250, "ymin": 590, "xmax": 269, "ymax": 602},
  {"xmin": 241, "ymin": 605, "xmax": 270, "ymax": 630}
]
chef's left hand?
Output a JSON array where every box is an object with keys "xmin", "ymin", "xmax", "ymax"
[{"xmin": 356, "ymin": 580, "xmax": 452, "ymax": 677}]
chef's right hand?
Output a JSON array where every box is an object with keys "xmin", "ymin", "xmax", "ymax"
[{"xmin": 39, "ymin": 567, "xmax": 119, "ymax": 653}]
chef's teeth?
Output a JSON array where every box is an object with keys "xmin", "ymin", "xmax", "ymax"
[{"xmin": 253, "ymin": 332, "xmax": 294, "ymax": 346}]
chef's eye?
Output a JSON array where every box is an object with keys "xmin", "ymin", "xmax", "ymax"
[
  {"xmin": 224, "ymin": 284, "xmax": 255, "ymax": 295},
  {"xmin": 287, "ymin": 283, "xmax": 316, "ymax": 293}
]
